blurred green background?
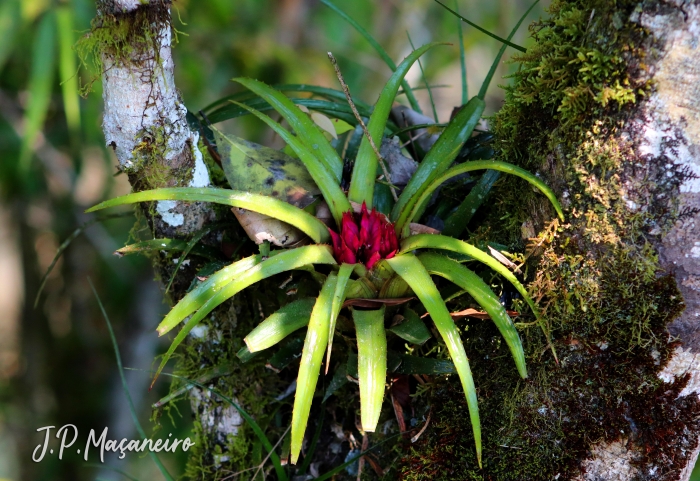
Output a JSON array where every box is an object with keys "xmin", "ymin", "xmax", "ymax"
[{"xmin": 6, "ymin": 1, "xmax": 696, "ymax": 480}]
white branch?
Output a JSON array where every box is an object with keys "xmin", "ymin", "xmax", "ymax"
[{"xmin": 99, "ymin": 1, "xmax": 212, "ymax": 232}]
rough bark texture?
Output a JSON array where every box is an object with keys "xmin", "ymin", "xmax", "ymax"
[
  {"xmin": 97, "ymin": 0, "xmax": 214, "ymax": 238},
  {"xmin": 623, "ymin": 3, "xmax": 700, "ymax": 479},
  {"xmin": 93, "ymin": 0, "xmax": 700, "ymax": 480},
  {"xmin": 400, "ymin": 1, "xmax": 700, "ymax": 480}
]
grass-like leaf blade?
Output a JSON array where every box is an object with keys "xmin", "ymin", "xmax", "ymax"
[
  {"xmin": 115, "ymin": 238, "xmax": 220, "ymax": 260},
  {"xmin": 478, "ymin": 0, "xmax": 540, "ymax": 100},
  {"xmin": 158, "ymin": 372, "xmax": 288, "ymax": 481},
  {"xmin": 56, "ymin": 6, "xmax": 81, "ymax": 160},
  {"xmin": 418, "ymin": 252, "xmax": 527, "ymax": 378},
  {"xmin": 401, "ymin": 234, "xmax": 539, "ymax": 321},
  {"xmin": 456, "ymin": 0, "xmax": 467, "ymax": 104},
  {"xmin": 245, "ymin": 297, "xmax": 316, "ymax": 352},
  {"xmin": 352, "ymin": 306, "xmax": 387, "ymax": 432},
  {"xmin": 320, "ymin": 0, "xmax": 422, "ymax": 113},
  {"xmin": 435, "ymin": 0, "xmax": 526, "ymax": 53},
  {"xmin": 442, "ymin": 170, "xmax": 500, "ymax": 237},
  {"xmin": 402, "ymin": 159, "xmax": 564, "ymax": 232},
  {"xmin": 89, "ymin": 280, "xmax": 175, "ymax": 481},
  {"xmin": 19, "ymin": 11, "xmax": 56, "ymax": 174},
  {"xmin": 291, "ymin": 273, "xmax": 337, "ymax": 464},
  {"xmin": 87, "ymin": 187, "xmax": 331, "ymax": 244},
  {"xmin": 207, "ymin": 97, "xmax": 379, "ymax": 129},
  {"xmin": 203, "ymin": 83, "xmax": 373, "ymax": 114},
  {"xmin": 164, "ymin": 223, "xmax": 232, "ymax": 294},
  {"xmin": 392, "ymin": 96, "xmax": 485, "ymax": 233},
  {"xmin": 386, "ymin": 253, "xmax": 482, "ymax": 467},
  {"xmin": 158, "ymin": 255, "xmax": 259, "ymax": 335},
  {"xmin": 348, "ymin": 42, "xmax": 447, "ymax": 207},
  {"xmin": 326, "ymin": 263, "xmax": 355, "ymax": 370},
  {"xmin": 233, "ymin": 78, "xmax": 343, "ymax": 182},
  {"xmin": 407, "ymin": 32, "xmax": 438, "ymax": 122}
]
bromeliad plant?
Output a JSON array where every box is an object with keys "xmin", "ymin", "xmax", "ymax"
[{"xmin": 88, "ymin": 1, "xmax": 561, "ymax": 468}]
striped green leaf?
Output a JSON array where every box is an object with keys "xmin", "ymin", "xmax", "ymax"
[
  {"xmin": 386, "ymin": 253, "xmax": 482, "ymax": 467},
  {"xmin": 245, "ymin": 297, "xmax": 317, "ymax": 352},
  {"xmin": 319, "ymin": 0, "xmax": 422, "ymax": 113},
  {"xmin": 348, "ymin": 42, "xmax": 447, "ymax": 207},
  {"xmin": 203, "ymin": 83, "xmax": 372, "ymax": 114},
  {"xmin": 478, "ymin": 0, "xmax": 540, "ymax": 100},
  {"xmin": 400, "ymin": 234, "xmax": 539, "ymax": 321},
  {"xmin": 326, "ymin": 263, "xmax": 355, "ymax": 369},
  {"xmin": 207, "ymin": 97, "xmax": 381, "ymax": 130},
  {"xmin": 19, "ymin": 11, "xmax": 56, "ymax": 174},
  {"xmin": 418, "ymin": 252, "xmax": 527, "ymax": 378},
  {"xmin": 291, "ymin": 273, "xmax": 337, "ymax": 464},
  {"xmin": 56, "ymin": 5, "xmax": 81, "ymax": 158},
  {"xmin": 159, "ymin": 255, "xmax": 259, "ymax": 335},
  {"xmin": 87, "ymin": 187, "xmax": 331, "ymax": 244},
  {"xmin": 352, "ymin": 306, "xmax": 387, "ymax": 432},
  {"xmin": 391, "ymin": 96, "xmax": 485, "ymax": 233},
  {"xmin": 399, "ymin": 160, "xmax": 564, "ymax": 235},
  {"xmin": 442, "ymin": 170, "xmax": 500, "ymax": 237}
]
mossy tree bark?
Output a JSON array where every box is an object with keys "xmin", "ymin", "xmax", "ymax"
[
  {"xmin": 94, "ymin": 0, "xmax": 700, "ymax": 480},
  {"xmin": 401, "ymin": 1, "xmax": 700, "ymax": 480}
]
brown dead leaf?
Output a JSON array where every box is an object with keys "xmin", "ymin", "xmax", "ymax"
[
  {"xmin": 232, "ymin": 208, "xmax": 307, "ymax": 247},
  {"xmin": 409, "ymin": 223, "xmax": 441, "ymax": 235}
]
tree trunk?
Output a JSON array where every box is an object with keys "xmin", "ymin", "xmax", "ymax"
[
  {"xmin": 93, "ymin": 0, "xmax": 700, "ymax": 480},
  {"xmin": 401, "ymin": 1, "xmax": 700, "ymax": 480}
]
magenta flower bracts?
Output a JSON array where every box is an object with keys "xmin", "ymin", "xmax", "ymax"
[{"xmin": 329, "ymin": 202, "xmax": 398, "ymax": 269}]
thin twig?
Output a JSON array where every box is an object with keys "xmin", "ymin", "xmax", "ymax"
[
  {"xmin": 407, "ymin": 31, "xmax": 438, "ymax": 122},
  {"xmin": 327, "ymin": 52, "xmax": 399, "ymax": 202},
  {"xmin": 410, "ymin": 409, "xmax": 432, "ymax": 443},
  {"xmin": 399, "ymin": 128, "xmax": 430, "ymax": 150},
  {"xmin": 400, "ymin": 110, "xmax": 424, "ymax": 155}
]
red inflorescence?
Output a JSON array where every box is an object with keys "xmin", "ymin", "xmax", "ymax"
[{"xmin": 329, "ymin": 202, "xmax": 398, "ymax": 269}]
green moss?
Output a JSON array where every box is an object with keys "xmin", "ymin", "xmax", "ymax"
[
  {"xmin": 171, "ymin": 288, "xmax": 287, "ymax": 480},
  {"xmin": 198, "ymin": 137, "xmax": 228, "ymax": 187},
  {"xmin": 399, "ymin": 1, "xmax": 700, "ymax": 480},
  {"xmin": 75, "ymin": 3, "xmax": 171, "ymax": 95}
]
